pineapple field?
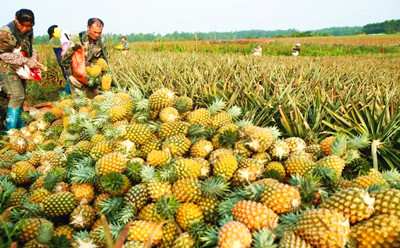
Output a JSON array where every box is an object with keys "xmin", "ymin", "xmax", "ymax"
[{"xmin": 1, "ymin": 38, "xmax": 400, "ymax": 248}]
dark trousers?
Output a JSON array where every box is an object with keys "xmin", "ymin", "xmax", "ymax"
[{"xmin": 53, "ymin": 47, "xmax": 68, "ymax": 82}]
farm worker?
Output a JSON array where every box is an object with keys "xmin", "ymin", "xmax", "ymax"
[
  {"xmin": 47, "ymin": 25, "xmax": 72, "ymax": 95},
  {"xmin": 292, "ymin": 43, "xmax": 301, "ymax": 56},
  {"xmin": 62, "ymin": 18, "xmax": 108, "ymax": 99},
  {"xmin": 252, "ymin": 44, "xmax": 262, "ymax": 57},
  {"xmin": 120, "ymin": 36, "xmax": 130, "ymax": 52},
  {"xmin": 0, "ymin": 9, "xmax": 38, "ymax": 132}
]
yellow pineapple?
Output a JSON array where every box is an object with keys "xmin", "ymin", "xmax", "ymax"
[
  {"xmin": 212, "ymin": 153, "xmax": 238, "ymax": 180},
  {"xmin": 158, "ymin": 121, "xmax": 188, "ymax": 139},
  {"xmin": 172, "ymin": 178, "xmax": 202, "ymax": 203},
  {"xmin": 320, "ymin": 136, "xmax": 336, "ymax": 156},
  {"xmin": 162, "ymin": 134, "xmax": 191, "ymax": 157},
  {"xmin": 370, "ymin": 188, "xmax": 400, "ymax": 216},
  {"xmin": 246, "ymin": 127, "xmax": 274, "ymax": 153},
  {"xmin": 284, "ymin": 154, "xmax": 315, "ymax": 177},
  {"xmin": 284, "ymin": 137, "xmax": 307, "ymax": 153},
  {"xmin": 147, "ymin": 150, "xmax": 171, "ymax": 168},
  {"xmin": 159, "ymin": 107, "xmax": 180, "ymax": 122},
  {"xmin": 10, "ymin": 161, "xmax": 35, "ymax": 185},
  {"xmin": 95, "ymin": 152, "xmax": 128, "ymax": 176},
  {"xmin": 231, "ymin": 200, "xmax": 279, "ymax": 231},
  {"xmin": 124, "ymin": 123, "xmax": 153, "ymax": 145},
  {"xmin": 149, "ymin": 88, "xmax": 175, "ymax": 110},
  {"xmin": 71, "ymin": 183, "xmax": 95, "ymax": 205},
  {"xmin": 127, "ymin": 220, "xmax": 163, "ymax": 245},
  {"xmin": 218, "ymin": 221, "xmax": 252, "ymax": 248},
  {"xmin": 190, "ymin": 140, "xmax": 213, "ymax": 158},
  {"xmin": 173, "ymin": 158, "xmax": 202, "ymax": 179},
  {"xmin": 187, "ymin": 108, "xmax": 211, "ymax": 126},
  {"xmin": 260, "ymin": 182, "xmax": 301, "ymax": 213},
  {"xmin": 176, "ymin": 202, "xmax": 204, "ymax": 231}
]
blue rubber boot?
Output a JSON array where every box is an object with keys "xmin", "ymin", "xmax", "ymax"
[
  {"xmin": 16, "ymin": 106, "xmax": 25, "ymax": 129},
  {"xmin": 5, "ymin": 107, "xmax": 21, "ymax": 132},
  {"xmin": 59, "ymin": 79, "xmax": 71, "ymax": 95}
]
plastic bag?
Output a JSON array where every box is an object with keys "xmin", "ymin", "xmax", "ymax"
[
  {"xmin": 71, "ymin": 48, "xmax": 87, "ymax": 85},
  {"xmin": 13, "ymin": 49, "xmax": 42, "ymax": 82}
]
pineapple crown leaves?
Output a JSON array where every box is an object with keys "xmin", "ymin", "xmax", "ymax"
[
  {"xmin": 103, "ymin": 125, "xmax": 125, "ymax": 141},
  {"xmin": 36, "ymin": 222, "xmax": 54, "ymax": 244},
  {"xmin": 207, "ymin": 98, "xmax": 226, "ymax": 114},
  {"xmin": 367, "ymin": 184, "xmax": 384, "ymax": 193},
  {"xmin": 201, "ymin": 177, "xmax": 231, "ymax": 198},
  {"xmin": 265, "ymin": 126, "xmax": 282, "ymax": 140},
  {"xmin": 43, "ymin": 111, "xmax": 56, "ymax": 124},
  {"xmin": 289, "ymin": 174, "xmax": 322, "ymax": 205},
  {"xmin": 101, "ymin": 172, "xmax": 125, "ymax": 192},
  {"xmin": 330, "ymin": 134, "xmax": 348, "ymax": 156},
  {"xmin": 81, "ymin": 119, "xmax": 99, "ymax": 139},
  {"xmin": 128, "ymin": 87, "xmax": 145, "ymax": 102},
  {"xmin": 65, "ymin": 152, "xmax": 91, "ymax": 168},
  {"xmin": 155, "ymin": 195, "xmax": 180, "ymax": 219},
  {"xmin": 125, "ymin": 161, "xmax": 144, "ymax": 182},
  {"xmin": 73, "ymin": 230, "xmax": 90, "ymax": 240},
  {"xmin": 115, "ymin": 205, "xmax": 136, "ymax": 225},
  {"xmin": 227, "ymin": 105, "xmax": 242, "ymax": 120},
  {"xmin": 187, "ymin": 125, "xmax": 208, "ymax": 139},
  {"xmin": 199, "ymin": 225, "xmax": 219, "ymax": 248},
  {"xmin": 48, "ymin": 235, "xmax": 71, "ymax": 248},
  {"xmin": 235, "ymin": 119, "xmax": 254, "ymax": 128},
  {"xmin": 98, "ymin": 196, "xmax": 124, "ymax": 215},
  {"xmin": 342, "ymin": 149, "xmax": 361, "ymax": 164},
  {"xmin": 311, "ymin": 166, "xmax": 338, "ymax": 184},
  {"xmin": 92, "ymin": 112, "xmax": 111, "ymax": 129},
  {"xmin": 0, "ymin": 176, "xmax": 16, "ymax": 203},
  {"xmin": 9, "ymin": 203, "xmax": 41, "ymax": 222},
  {"xmin": 139, "ymin": 165, "xmax": 156, "ymax": 183},
  {"xmin": 347, "ymin": 134, "xmax": 371, "ymax": 150},
  {"xmin": 342, "ymin": 157, "xmax": 372, "ymax": 180},
  {"xmin": 70, "ymin": 162, "xmax": 97, "ymax": 184},
  {"xmin": 235, "ymin": 184, "xmax": 265, "ymax": 202},
  {"xmin": 27, "ymin": 170, "xmax": 43, "ymax": 181},
  {"xmin": 187, "ymin": 221, "xmax": 208, "ymax": 241},
  {"xmin": 218, "ymin": 130, "xmax": 238, "ymax": 149},
  {"xmin": 156, "ymin": 164, "xmax": 177, "ymax": 183},
  {"xmin": 20, "ymin": 111, "xmax": 35, "ymax": 123},
  {"xmin": 382, "ymin": 169, "xmax": 400, "ymax": 189},
  {"xmin": 42, "ymin": 167, "xmax": 65, "ymax": 191},
  {"xmin": 218, "ymin": 215, "xmax": 234, "ymax": 227},
  {"xmin": 276, "ymin": 211, "xmax": 303, "ymax": 238},
  {"xmin": 252, "ymin": 228, "xmax": 278, "ymax": 248}
]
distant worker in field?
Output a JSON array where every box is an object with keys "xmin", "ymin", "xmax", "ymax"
[
  {"xmin": 120, "ymin": 36, "xmax": 129, "ymax": 51},
  {"xmin": 292, "ymin": 43, "xmax": 301, "ymax": 56},
  {"xmin": 252, "ymin": 44, "xmax": 262, "ymax": 57},
  {"xmin": 47, "ymin": 25, "xmax": 72, "ymax": 95},
  {"xmin": 62, "ymin": 18, "xmax": 109, "ymax": 99}
]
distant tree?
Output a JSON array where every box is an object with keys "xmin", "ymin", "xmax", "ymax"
[{"xmin": 362, "ymin": 19, "xmax": 400, "ymax": 34}]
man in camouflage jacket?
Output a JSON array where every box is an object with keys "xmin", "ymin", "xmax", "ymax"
[
  {"xmin": 0, "ymin": 9, "xmax": 38, "ymax": 132},
  {"xmin": 62, "ymin": 18, "xmax": 108, "ymax": 99}
]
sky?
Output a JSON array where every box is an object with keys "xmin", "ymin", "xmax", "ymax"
[{"xmin": 1, "ymin": 0, "xmax": 399, "ymax": 36}]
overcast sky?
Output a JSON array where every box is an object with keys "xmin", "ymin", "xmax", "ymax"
[{"xmin": 1, "ymin": 0, "xmax": 399, "ymax": 36}]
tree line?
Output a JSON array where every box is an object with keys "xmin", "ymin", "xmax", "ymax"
[{"xmin": 33, "ymin": 19, "xmax": 399, "ymax": 45}]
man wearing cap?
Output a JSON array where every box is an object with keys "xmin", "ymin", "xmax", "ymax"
[
  {"xmin": 292, "ymin": 43, "xmax": 301, "ymax": 56},
  {"xmin": 47, "ymin": 25, "xmax": 71, "ymax": 94},
  {"xmin": 120, "ymin": 36, "xmax": 129, "ymax": 51},
  {"xmin": 61, "ymin": 18, "xmax": 108, "ymax": 98}
]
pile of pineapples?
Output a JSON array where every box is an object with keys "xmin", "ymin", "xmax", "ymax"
[{"xmin": 0, "ymin": 88, "xmax": 400, "ymax": 248}]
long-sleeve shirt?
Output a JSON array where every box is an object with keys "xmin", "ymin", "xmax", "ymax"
[
  {"xmin": 61, "ymin": 32, "xmax": 108, "ymax": 77},
  {"xmin": 48, "ymin": 29, "xmax": 71, "ymax": 57},
  {"xmin": 0, "ymin": 21, "xmax": 37, "ymax": 72}
]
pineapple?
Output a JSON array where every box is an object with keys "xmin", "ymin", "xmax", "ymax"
[
  {"xmin": 90, "ymin": 141, "xmax": 116, "ymax": 161},
  {"xmin": 268, "ymin": 140, "xmax": 290, "ymax": 161},
  {"xmin": 6, "ymin": 187, "xmax": 28, "ymax": 207},
  {"xmin": 162, "ymin": 222, "xmax": 179, "ymax": 248},
  {"xmin": 197, "ymin": 196, "xmax": 220, "ymax": 224},
  {"xmin": 370, "ymin": 188, "xmax": 400, "ymax": 216},
  {"xmin": 53, "ymin": 225, "xmax": 75, "ymax": 240},
  {"xmin": 149, "ymin": 88, "xmax": 175, "ymax": 110},
  {"xmin": 246, "ymin": 128, "xmax": 274, "ymax": 153},
  {"xmin": 172, "ymin": 178, "xmax": 202, "ymax": 203},
  {"xmin": 124, "ymin": 184, "xmax": 149, "ymax": 211},
  {"xmin": 147, "ymin": 150, "xmax": 171, "ymax": 168},
  {"xmin": 108, "ymin": 105, "xmax": 128, "ymax": 122},
  {"xmin": 173, "ymin": 158, "xmax": 202, "ymax": 179},
  {"xmin": 218, "ymin": 221, "xmax": 252, "ymax": 248},
  {"xmin": 259, "ymin": 182, "xmax": 301, "ymax": 214},
  {"xmin": 71, "ymin": 183, "xmax": 95, "ymax": 205},
  {"xmin": 190, "ymin": 140, "xmax": 213, "ymax": 158},
  {"xmin": 10, "ymin": 161, "xmax": 35, "ymax": 185},
  {"xmin": 158, "ymin": 121, "xmax": 188, "ymax": 139},
  {"xmin": 70, "ymin": 205, "xmax": 96, "ymax": 229},
  {"xmin": 231, "ymin": 200, "xmax": 279, "ymax": 231},
  {"xmin": 284, "ymin": 154, "xmax": 315, "ymax": 177},
  {"xmin": 138, "ymin": 134, "xmax": 162, "ymax": 158},
  {"xmin": 317, "ymin": 155, "xmax": 346, "ymax": 178},
  {"xmin": 159, "ymin": 107, "xmax": 180, "ymax": 122},
  {"xmin": 124, "ymin": 123, "xmax": 153, "ymax": 145},
  {"xmin": 127, "ymin": 220, "xmax": 163, "ymax": 245},
  {"xmin": 95, "ymin": 152, "xmax": 128, "ymax": 176},
  {"xmin": 293, "ymin": 209, "xmax": 350, "ymax": 248},
  {"xmin": 162, "ymin": 134, "xmax": 191, "ymax": 157},
  {"xmin": 279, "ymin": 231, "xmax": 313, "ymax": 248},
  {"xmin": 212, "ymin": 153, "xmax": 238, "ymax": 180},
  {"xmin": 187, "ymin": 108, "xmax": 211, "ymax": 126},
  {"xmin": 350, "ymin": 214, "xmax": 400, "ymax": 248},
  {"xmin": 284, "ymin": 137, "xmax": 307, "ymax": 153},
  {"xmin": 174, "ymin": 96, "xmax": 193, "ymax": 113},
  {"xmin": 141, "ymin": 166, "xmax": 172, "ymax": 201},
  {"xmin": 172, "ymin": 232, "xmax": 195, "ymax": 248},
  {"xmin": 41, "ymin": 192, "xmax": 76, "ymax": 217},
  {"xmin": 351, "ymin": 169, "xmax": 389, "ymax": 189},
  {"xmin": 264, "ymin": 161, "xmax": 286, "ymax": 181},
  {"xmin": 320, "ymin": 136, "xmax": 336, "ymax": 155},
  {"xmin": 29, "ymin": 188, "xmax": 51, "ymax": 204},
  {"xmin": 176, "ymin": 202, "xmax": 204, "ymax": 231},
  {"xmin": 138, "ymin": 203, "xmax": 164, "ymax": 222},
  {"xmin": 18, "ymin": 218, "xmax": 52, "ymax": 243},
  {"xmin": 318, "ymin": 187, "xmax": 375, "ymax": 224}
]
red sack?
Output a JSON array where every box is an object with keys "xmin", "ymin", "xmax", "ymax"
[
  {"xmin": 71, "ymin": 48, "xmax": 87, "ymax": 85},
  {"xmin": 15, "ymin": 50, "xmax": 42, "ymax": 82}
]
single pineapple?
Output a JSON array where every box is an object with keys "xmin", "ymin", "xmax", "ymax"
[
  {"xmin": 124, "ymin": 123, "xmax": 153, "ymax": 145},
  {"xmin": 159, "ymin": 107, "xmax": 180, "ymax": 122},
  {"xmin": 70, "ymin": 204, "xmax": 96, "ymax": 229},
  {"xmin": 370, "ymin": 188, "xmax": 400, "ymax": 217},
  {"xmin": 158, "ymin": 121, "xmax": 188, "ymax": 139},
  {"xmin": 174, "ymin": 96, "xmax": 193, "ymax": 113},
  {"xmin": 264, "ymin": 161, "xmax": 286, "ymax": 181},
  {"xmin": 187, "ymin": 108, "xmax": 211, "ymax": 126},
  {"xmin": 320, "ymin": 136, "xmax": 336, "ymax": 155},
  {"xmin": 268, "ymin": 140, "xmax": 290, "ymax": 161},
  {"xmin": 218, "ymin": 221, "xmax": 252, "ymax": 248},
  {"xmin": 127, "ymin": 220, "xmax": 163, "ymax": 245},
  {"xmin": 71, "ymin": 183, "xmax": 95, "ymax": 205},
  {"xmin": 176, "ymin": 202, "xmax": 204, "ymax": 231},
  {"xmin": 259, "ymin": 182, "xmax": 301, "ymax": 214},
  {"xmin": 40, "ymin": 192, "xmax": 76, "ymax": 217},
  {"xmin": 284, "ymin": 137, "xmax": 307, "ymax": 153},
  {"xmin": 231, "ymin": 200, "xmax": 279, "ymax": 231},
  {"xmin": 212, "ymin": 153, "xmax": 238, "ymax": 180},
  {"xmin": 10, "ymin": 161, "xmax": 35, "ymax": 185},
  {"xmin": 95, "ymin": 152, "xmax": 128, "ymax": 176},
  {"xmin": 246, "ymin": 128, "xmax": 274, "ymax": 153},
  {"xmin": 317, "ymin": 155, "xmax": 346, "ymax": 178},
  {"xmin": 173, "ymin": 158, "xmax": 202, "ymax": 179},
  {"xmin": 147, "ymin": 150, "xmax": 171, "ymax": 168},
  {"xmin": 172, "ymin": 232, "xmax": 195, "ymax": 248},
  {"xmin": 172, "ymin": 178, "xmax": 202, "ymax": 203},
  {"xmin": 279, "ymin": 231, "xmax": 313, "ymax": 248},
  {"xmin": 318, "ymin": 187, "xmax": 375, "ymax": 224},
  {"xmin": 162, "ymin": 134, "xmax": 191, "ymax": 157},
  {"xmin": 190, "ymin": 140, "xmax": 214, "ymax": 158},
  {"xmin": 293, "ymin": 208, "xmax": 350, "ymax": 248},
  {"xmin": 284, "ymin": 154, "xmax": 315, "ymax": 177},
  {"xmin": 350, "ymin": 169, "xmax": 389, "ymax": 189},
  {"xmin": 124, "ymin": 184, "xmax": 149, "ymax": 211}
]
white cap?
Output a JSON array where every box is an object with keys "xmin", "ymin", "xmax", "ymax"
[{"xmin": 296, "ymin": 43, "xmax": 301, "ymax": 47}]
